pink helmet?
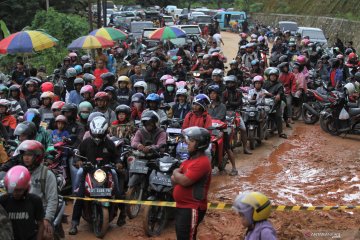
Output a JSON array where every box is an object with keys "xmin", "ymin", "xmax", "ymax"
[
  {"xmin": 176, "ymin": 81, "xmax": 187, "ymax": 89},
  {"xmin": 253, "ymin": 75, "xmax": 264, "ymax": 84},
  {"xmin": 297, "ymin": 55, "xmax": 306, "ymax": 65},
  {"xmin": 302, "ymin": 39, "xmax": 310, "ymax": 46},
  {"xmin": 69, "ymin": 52, "xmax": 77, "ymax": 58},
  {"xmin": 258, "ymin": 36, "xmax": 265, "ymax": 42},
  {"xmin": 211, "ymin": 52, "xmax": 220, "ymax": 58},
  {"xmin": 80, "ymin": 85, "xmax": 94, "ymax": 97},
  {"xmin": 164, "ymin": 78, "xmax": 176, "ymax": 86},
  {"xmin": 160, "ymin": 74, "xmax": 172, "ymax": 82},
  {"xmin": 336, "ymin": 54, "xmax": 344, "ymax": 60},
  {"xmin": 240, "ymin": 32, "xmax": 247, "ymax": 38},
  {"xmin": 4, "ymin": 165, "xmax": 31, "ymax": 193}
]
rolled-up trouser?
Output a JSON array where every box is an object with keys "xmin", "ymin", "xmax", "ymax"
[{"xmin": 285, "ymin": 95, "xmax": 292, "ymax": 118}]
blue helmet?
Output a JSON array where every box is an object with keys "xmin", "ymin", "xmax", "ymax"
[
  {"xmin": 74, "ymin": 65, "xmax": 83, "ymax": 74},
  {"xmin": 146, "ymin": 93, "xmax": 161, "ymax": 103},
  {"xmin": 207, "ymin": 84, "xmax": 221, "ymax": 95},
  {"xmin": 251, "ymin": 59, "xmax": 260, "ymax": 66},
  {"xmin": 192, "ymin": 94, "xmax": 210, "ymax": 110}
]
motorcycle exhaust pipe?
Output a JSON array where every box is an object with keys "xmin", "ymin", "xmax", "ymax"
[{"xmin": 303, "ymin": 103, "xmax": 319, "ymax": 117}]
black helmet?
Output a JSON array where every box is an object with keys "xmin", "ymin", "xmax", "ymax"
[
  {"xmin": 14, "ymin": 121, "xmax": 37, "ymax": 140},
  {"xmin": 24, "ymin": 109, "xmax": 41, "ymax": 129},
  {"xmin": 104, "ymin": 86, "xmax": 117, "ymax": 98},
  {"xmin": 131, "ymin": 93, "xmax": 145, "ymax": 104},
  {"xmin": 141, "ymin": 110, "xmax": 159, "ymax": 125},
  {"xmin": 182, "ymin": 127, "xmax": 210, "ymax": 152},
  {"xmin": 115, "ymin": 105, "xmax": 131, "ymax": 120},
  {"xmin": 207, "ymin": 84, "xmax": 221, "ymax": 95},
  {"xmin": 9, "ymin": 84, "xmax": 21, "ymax": 93},
  {"xmin": 100, "ymin": 72, "xmax": 116, "ymax": 86},
  {"xmin": 278, "ymin": 62, "xmax": 289, "ymax": 72},
  {"xmin": 73, "ymin": 78, "xmax": 84, "ymax": 86},
  {"xmin": 61, "ymin": 103, "xmax": 78, "ymax": 121}
]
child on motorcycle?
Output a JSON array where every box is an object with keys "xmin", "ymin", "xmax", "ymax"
[
  {"xmin": 233, "ymin": 192, "xmax": 277, "ymax": 240},
  {"xmin": 110, "ymin": 105, "xmax": 135, "ymax": 140},
  {"xmin": 131, "ymin": 110, "xmax": 167, "ymax": 153},
  {"xmin": 51, "ymin": 115, "xmax": 70, "ymax": 144},
  {"xmin": 47, "ymin": 101, "xmax": 65, "ymax": 131}
]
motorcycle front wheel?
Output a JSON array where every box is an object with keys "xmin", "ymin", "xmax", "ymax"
[
  {"xmin": 325, "ymin": 117, "xmax": 341, "ymax": 136},
  {"xmin": 125, "ymin": 186, "xmax": 142, "ymax": 219},
  {"xmin": 248, "ymin": 129, "xmax": 256, "ymax": 150},
  {"xmin": 302, "ymin": 103, "xmax": 319, "ymax": 124},
  {"xmin": 143, "ymin": 205, "xmax": 168, "ymax": 236},
  {"xmin": 92, "ymin": 204, "xmax": 109, "ymax": 238}
]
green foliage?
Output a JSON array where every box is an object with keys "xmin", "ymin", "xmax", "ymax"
[
  {"xmin": 0, "ymin": 8, "xmax": 89, "ymax": 74},
  {"xmin": 249, "ymin": 2, "xmax": 264, "ymax": 12}
]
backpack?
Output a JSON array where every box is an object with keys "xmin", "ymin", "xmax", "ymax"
[{"xmin": 39, "ymin": 165, "xmax": 48, "ymax": 196}]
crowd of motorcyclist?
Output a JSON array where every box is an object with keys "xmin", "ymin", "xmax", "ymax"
[{"xmin": 0, "ymin": 21, "xmax": 359, "ymax": 239}]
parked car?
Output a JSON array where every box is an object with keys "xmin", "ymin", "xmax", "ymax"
[
  {"xmin": 176, "ymin": 25, "xmax": 201, "ymax": 37},
  {"xmin": 278, "ymin": 21, "xmax": 298, "ymax": 35},
  {"xmin": 297, "ymin": 27, "xmax": 328, "ymax": 46},
  {"xmin": 162, "ymin": 16, "xmax": 175, "ymax": 26},
  {"xmin": 192, "ymin": 15, "xmax": 212, "ymax": 31},
  {"xmin": 131, "ymin": 21, "xmax": 154, "ymax": 38}
]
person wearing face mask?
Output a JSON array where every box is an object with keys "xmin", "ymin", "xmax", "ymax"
[
  {"xmin": 77, "ymin": 101, "xmax": 93, "ymax": 128},
  {"xmin": 160, "ymin": 78, "xmax": 176, "ymax": 104}
]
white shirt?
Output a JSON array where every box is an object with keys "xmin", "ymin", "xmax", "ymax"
[
  {"xmin": 212, "ymin": 33, "xmax": 222, "ymax": 45},
  {"xmin": 248, "ymin": 88, "xmax": 269, "ymax": 104}
]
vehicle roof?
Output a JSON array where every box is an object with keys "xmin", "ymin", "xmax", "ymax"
[
  {"xmin": 215, "ymin": 11, "xmax": 246, "ymax": 14},
  {"xmin": 298, "ymin": 27, "xmax": 323, "ymax": 31},
  {"xmin": 177, "ymin": 25, "xmax": 200, "ymax": 27},
  {"xmin": 279, "ymin": 21, "xmax": 297, "ymax": 24}
]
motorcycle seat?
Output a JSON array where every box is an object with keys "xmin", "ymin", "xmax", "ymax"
[{"xmin": 348, "ymin": 108, "xmax": 360, "ymax": 116}]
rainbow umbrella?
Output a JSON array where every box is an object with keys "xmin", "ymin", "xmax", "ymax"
[
  {"xmin": 148, "ymin": 27, "xmax": 186, "ymax": 40},
  {"xmin": 89, "ymin": 27, "xmax": 128, "ymax": 41},
  {"xmin": 67, "ymin": 35, "xmax": 114, "ymax": 50},
  {"xmin": 0, "ymin": 30, "xmax": 58, "ymax": 54}
]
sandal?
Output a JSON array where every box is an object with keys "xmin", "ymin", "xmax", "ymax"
[
  {"xmin": 279, "ymin": 133, "xmax": 287, "ymax": 139},
  {"xmin": 229, "ymin": 169, "xmax": 238, "ymax": 176}
]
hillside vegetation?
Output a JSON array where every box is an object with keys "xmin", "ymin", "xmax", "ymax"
[{"xmin": 247, "ymin": 0, "xmax": 360, "ymax": 21}]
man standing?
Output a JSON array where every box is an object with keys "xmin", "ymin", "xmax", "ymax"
[
  {"xmin": 11, "ymin": 61, "xmax": 29, "ymax": 85},
  {"xmin": 172, "ymin": 127, "xmax": 212, "ymax": 240}
]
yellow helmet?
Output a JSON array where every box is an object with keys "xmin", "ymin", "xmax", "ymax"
[
  {"xmin": 117, "ymin": 76, "xmax": 130, "ymax": 84},
  {"xmin": 232, "ymin": 192, "xmax": 271, "ymax": 223}
]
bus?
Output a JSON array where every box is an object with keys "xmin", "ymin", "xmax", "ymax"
[{"xmin": 213, "ymin": 11, "xmax": 247, "ymax": 30}]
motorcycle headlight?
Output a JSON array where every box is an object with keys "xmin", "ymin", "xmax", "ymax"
[
  {"xmin": 93, "ymin": 169, "xmax": 106, "ymax": 183},
  {"xmin": 159, "ymin": 162, "xmax": 173, "ymax": 172},
  {"xmin": 249, "ymin": 112, "xmax": 256, "ymax": 117}
]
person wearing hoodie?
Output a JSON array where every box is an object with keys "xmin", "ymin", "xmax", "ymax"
[{"xmin": 232, "ymin": 192, "xmax": 277, "ymax": 240}]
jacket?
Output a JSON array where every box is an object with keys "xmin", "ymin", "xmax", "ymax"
[
  {"xmin": 65, "ymin": 121, "xmax": 85, "ymax": 148},
  {"xmin": 223, "ymin": 89, "xmax": 243, "ymax": 111},
  {"xmin": 36, "ymin": 126, "xmax": 54, "ymax": 152},
  {"xmin": 182, "ymin": 111, "xmax": 212, "ymax": 129},
  {"xmin": 279, "ymin": 72, "xmax": 295, "ymax": 95},
  {"xmin": 68, "ymin": 90, "xmax": 83, "ymax": 105},
  {"xmin": 29, "ymin": 164, "xmax": 58, "ymax": 222},
  {"xmin": 172, "ymin": 103, "xmax": 191, "ymax": 120},
  {"xmin": 208, "ymin": 101, "xmax": 226, "ymax": 121},
  {"xmin": 93, "ymin": 107, "xmax": 116, "ymax": 125},
  {"xmin": 245, "ymin": 220, "xmax": 277, "ymax": 240},
  {"xmin": 142, "ymin": 109, "xmax": 168, "ymax": 124},
  {"xmin": 131, "ymin": 127, "xmax": 167, "ymax": 149}
]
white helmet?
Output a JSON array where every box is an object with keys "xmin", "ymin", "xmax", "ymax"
[
  {"xmin": 134, "ymin": 81, "xmax": 147, "ymax": 92},
  {"xmin": 176, "ymin": 88, "xmax": 188, "ymax": 98},
  {"xmin": 344, "ymin": 82, "xmax": 356, "ymax": 96},
  {"xmin": 89, "ymin": 116, "xmax": 108, "ymax": 143}
]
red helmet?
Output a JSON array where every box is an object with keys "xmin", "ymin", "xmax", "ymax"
[
  {"xmin": 41, "ymin": 82, "xmax": 54, "ymax": 93},
  {"xmin": 15, "ymin": 140, "xmax": 45, "ymax": 165},
  {"xmin": 348, "ymin": 52, "xmax": 358, "ymax": 61},
  {"xmin": 211, "ymin": 52, "xmax": 220, "ymax": 58},
  {"xmin": 80, "ymin": 85, "xmax": 94, "ymax": 97},
  {"xmin": 4, "ymin": 165, "xmax": 31, "ymax": 193},
  {"xmin": 94, "ymin": 91, "xmax": 109, "ymax": 101},
  {"xmin": 51, "ymin": 101, "xmax": 65, "ymax": 111}
]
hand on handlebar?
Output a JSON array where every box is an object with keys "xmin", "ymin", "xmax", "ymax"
[{"xmin": 75, "ymin": 160, "xmax": 83, "ymax": 168}]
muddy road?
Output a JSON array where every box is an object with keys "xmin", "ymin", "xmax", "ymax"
[{"xmin": 64, "ymin": 32, "xmax": 360, "ymax": 239}]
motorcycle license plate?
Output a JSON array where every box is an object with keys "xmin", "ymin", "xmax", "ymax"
[
  {"xmin": 166, "ymin": 128, "xmax": 182, "ymax": 134},
  {"xmin": 90, "ymin": 188, "xmax": 112, "ymax": 197},
  {"xmin": 129, "ymin": 161, "xmax": 148, "ymax": 174},
  {"xmin": 151, "ymin": 174, "xmax": 172, "ymax": 187}
]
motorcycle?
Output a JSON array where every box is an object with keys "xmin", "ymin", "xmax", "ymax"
[
  {"xmin": 320, "ymin": 94, "xmax": 360, "ymax": 136},
  {"xmin": 125, "ymin": 150, "xmax": 156, "ymax": 219},
  {"xmin": 264, "ymin": 98, "xmax": 278, "ymax": 138},
  {"xmin": 226, "ymin": 110, "xmax": 241, "ymax": 148},
  {"xmin": 208, "ymin": 119, "xmax": 229, "ymax": 171},
  {"xmin": 74, "ymin": 152, "xmax": 119, "ymax": 238},
  {"xmin": 166, "ymin": 118, "xmax": 183, "ymax": 158},
  {"xmin": 241, "ymin": 102, "xmax": 267, "ymax": 149},
  {"xmin": 143, "ymin": 155, "xmax": 180, "ymax": 236}
]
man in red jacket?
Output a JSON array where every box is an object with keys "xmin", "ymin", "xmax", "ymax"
[
  {"xmin": 172, "ymin": 127, "xmax": 212, "ymax": 240},
  {"xmin": 278, "ymin": 62, "xmax": 295, "ymax": 126},
  {"xmin": 182, "ymin": 94, "xmax": 212, "ymax": 130}
]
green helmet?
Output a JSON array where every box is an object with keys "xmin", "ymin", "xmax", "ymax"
[
  {"xmin": 0, "ymin": 85, "xmax": 9, "ymax": 94},
  {"xmin": 264, "ymin": 67, "xmax": 278, "ymax": 78},
  {"xmin": 78, "ymin": 101, "xmax": 93, "ymax": 112}
]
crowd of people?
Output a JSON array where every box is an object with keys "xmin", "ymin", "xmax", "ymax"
[{"xmin": 0, "ymin": 18, "xmax": 359, "ymax": 240}]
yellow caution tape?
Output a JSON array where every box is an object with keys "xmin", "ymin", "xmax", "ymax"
[{"xmin": 62, "ymin": 195, "xmax": 360, "ymax": 211}]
